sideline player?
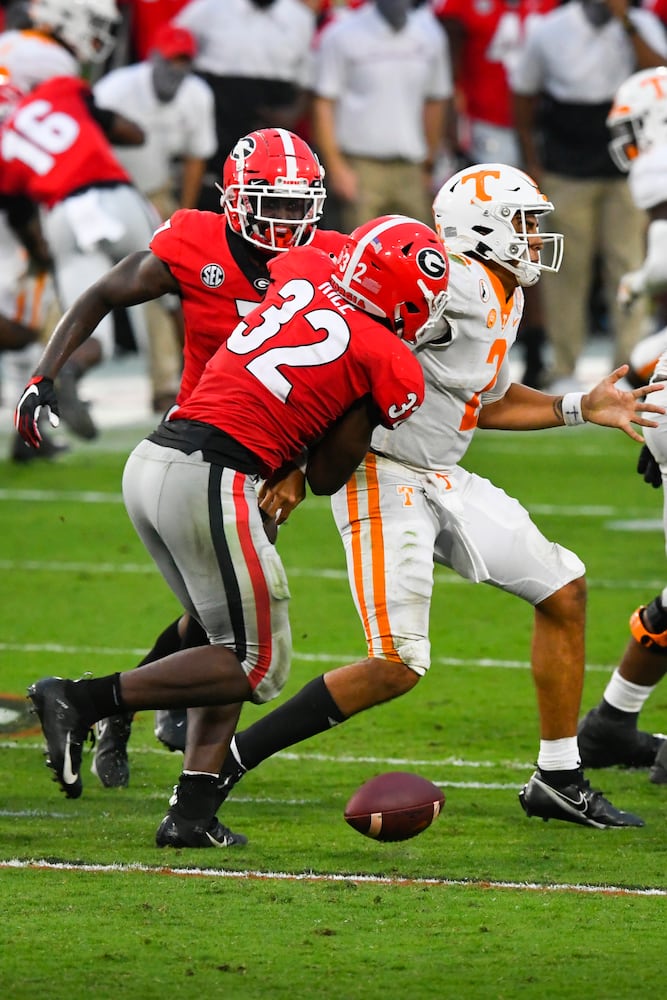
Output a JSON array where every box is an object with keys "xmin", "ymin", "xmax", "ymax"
[
  {"xmin": 212, "ymin": 164, "xmax": 664, "ymax": 834},
  {"xmin": 24, "ymin": 214, "xmax": 451, "ymax": 847}
]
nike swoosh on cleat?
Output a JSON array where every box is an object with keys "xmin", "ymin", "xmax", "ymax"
[
  {"xmin": 61, "ymin": 732, "xmax": 79, "ymax": 786},
  {"xmin": 542, "ymin": 783, "xmax": 589, "ymax": 815},
  {"xmin": 205, "ymin": 831, "xmax": 230, "ymax": 847}
]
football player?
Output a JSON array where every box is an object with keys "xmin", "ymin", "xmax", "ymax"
[
  {"xmin": 0, "ymin": 70, "xmax": 154, "ymax": 442},
  {"xmin": 0, "ymin": 0, "xmax": 119, "ymax": 90},
  {"xmin": 577, "ymin": 66, "xmax": 667, "ymax": 778},
  {"xmin": 25, "ymin": 215, "xmax": 451, "ymax": 848},
  {"xmin": 15, "ymin": 126, "xmax": 345, "ymax": 802},
  {"xmin": 212, "ymin": 163, "xmax": 664, "ymax": 834}
]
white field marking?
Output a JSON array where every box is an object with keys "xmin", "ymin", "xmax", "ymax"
[
  {"xmin": 0, "ymin": 640, "xmax": 618, "ymax": 673},
  {"xmin": 0, "ymin": 487, "xmax": 657, "ymax": 522},
  {"xmin": 0, "ymin": 558, "xmax": 662, "ymax": 592},
  {"xmin": 0, "ymin": 741, "xmax": 542, "ymax": 772},
  {"xmin": 1, "ymin": 858, "xmax": 665, "ymax": 896}
]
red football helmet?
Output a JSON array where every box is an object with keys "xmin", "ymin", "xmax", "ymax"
[
  {"xmin": 0, "ymin": 71, "xmax": 24, "ymax": 123},
  {"xmin": 219, "ymin": 128, "xmax": 326, "ymax": 253},
  {"xmin": 331, "ymin": 215, "xmax": 450, "ymax": 344}
]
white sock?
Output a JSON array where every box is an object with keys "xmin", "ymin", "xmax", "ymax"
[
  {"xmin": 604, "ymin": 669, "xmax": 655, "ymax": 714},
  {"xmin": 537, "ymin": 736, "xmax": 580, "ymax": 772}
]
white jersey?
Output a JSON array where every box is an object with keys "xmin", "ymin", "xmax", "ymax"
[
  {"xmin": 371, "ymin": 253, "xmax": 524, "ymax": 471},
  {"xmin": 628, "ymin": 143, "xmax": 667, "ymax": 212},
  {"xmin": 0, "ymin": 29, "xmax": 78, "ymax": 90}
]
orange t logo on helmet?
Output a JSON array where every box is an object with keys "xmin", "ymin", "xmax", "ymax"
[{"xmin": 459, "ymin": 169, "xmax": 501, "ymax": 202}]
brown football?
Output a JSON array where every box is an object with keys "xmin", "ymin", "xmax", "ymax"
[{"xmin": 344, "ymin": 771, "xmax": 445, "ymax": 842}]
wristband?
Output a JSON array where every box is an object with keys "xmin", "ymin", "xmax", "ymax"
[{"xmin": 561, "ymin": 392, "xmax": 586, "ymax": 426}]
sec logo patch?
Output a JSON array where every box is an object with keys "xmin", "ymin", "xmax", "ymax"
[{"xmin": 201, "ymin": 263, "xmax": 225, "ymax": 288}]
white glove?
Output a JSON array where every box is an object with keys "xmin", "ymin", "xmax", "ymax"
[{"xmin": 617, "ymin": 269, "xmax": 646, "ymax": 310}]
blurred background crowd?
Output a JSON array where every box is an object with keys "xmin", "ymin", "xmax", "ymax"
[{"xmin": 2, "ymin": 0, "xmax": 667, "ymax": 460}]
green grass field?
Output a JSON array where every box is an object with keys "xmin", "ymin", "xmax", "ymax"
[{"xmin": 2, "ymin": 419, "xmax": 667, "ymax": 998}]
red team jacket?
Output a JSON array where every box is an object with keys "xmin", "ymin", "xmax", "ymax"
[
  {"xmin": 150, "ymin": 210, "xmax": 348, "ymax": 404},
  {"xmin": 0, "ymin": 76, "xmax": 131, "ymax": 208},
  {"xmin": 173, "ymin": 244, "xmax": 425, "ymax": 477}
]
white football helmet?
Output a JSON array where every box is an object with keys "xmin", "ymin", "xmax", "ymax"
[
  {"xmin": 432, "ymin": 163, "xmax": 563, "ymax": 288},
  {"xmin": 29, "ymin": 0, "xmax": 119, "ymax": 64},
  {"xmin": 607, "ymin": 66, "xmax": 667, "ymax": 171}
]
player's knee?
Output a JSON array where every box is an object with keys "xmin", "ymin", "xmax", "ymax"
[
  {"xmin": 387, "ymin": 636, "xmax": 431, "ymax": 682},
  {"xmin": 369, "ymin": 656, "xmax": 422, "ymax": 701},
  {"xmin": 538, "ymin": 575, "xmax": 587, "ymax": 623}
]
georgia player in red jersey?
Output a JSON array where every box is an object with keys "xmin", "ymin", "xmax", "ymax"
[
  {"xmin": 15, "ymin": 127, "xmax": 354, "ymax": 803},
  {"xmin": 26, "ymin": 215, "xmax": 449, "ymax": 848}
]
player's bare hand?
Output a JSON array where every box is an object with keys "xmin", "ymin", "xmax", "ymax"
[
  {"xmin": 582, "ymin": 365, "xmax": 666, "ymax": 443},
  {"xmin": 259, "ymin": 467, "xmax": 307, "ymax": 526}
]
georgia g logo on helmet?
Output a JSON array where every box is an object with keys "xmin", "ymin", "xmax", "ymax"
[
  {"xmin": 230, "ymin": 136, "xmax": 256, "ymax": 162},
  {"xmin": 416, "ymin": 247, "xmax": 447, "ymax": 280}
]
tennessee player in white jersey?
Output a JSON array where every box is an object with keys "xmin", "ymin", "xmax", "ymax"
[
  {"xmin": 578, "ymin": 67, "xmax": 667, "ymax": 780},
  {"xmin": 213, "ymin": 164, "xmax": 665, "ymax": 834},
  {"xmin": 606, "ymin": 67, "xmax": 667, "ymax": 388},
  {"xmin": 0, "ymin": 0, "xmax": 118, "ymax": 90}
]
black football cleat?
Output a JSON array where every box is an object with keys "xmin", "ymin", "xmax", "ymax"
[
  {"xmin": 577, "ymin": 705, "xmax": 664, "ymax": 769},
  {"xmin": 155, "ymin": 810, "xmax": 248, "ymax": 848},
  {"xmin": 649, "ymin": 740, "xmax": 667, "ymax": 785},
  {"xmin": 91, "ymin": 712, "xmax": 133, "ymax": 788},
  {"xmin": 154, "ymin": 708, "xmax": 187, "ymax": 752},
  {"xmin": 519, "ymin": 771, "xmax": 645, "ymax": 829},
  {"xmin": 55, "ymin": 368, "xmax": 98, "ymax": 440},
  {"xmin": 27, "ymin": 676, "xmax": 92, "ymax": 799}
]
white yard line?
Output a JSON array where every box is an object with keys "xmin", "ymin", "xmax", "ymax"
[{"xmin": 0, "ymin": 857, "xmax": 664, "ymax": 896}]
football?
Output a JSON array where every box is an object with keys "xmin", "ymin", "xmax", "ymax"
[{"xmin": 344, "ymin": 771, "xmax": 445, "ymax": 842}]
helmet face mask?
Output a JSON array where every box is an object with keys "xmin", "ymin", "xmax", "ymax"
[
  {"xmin": 433, "ymin": 163, "xmax": 563, "ymax": 287},
  {"xmin": 29, "ymin": 0, "xmax": 119, "ymax": 64},
  {"xmin": 607, "ymin": 67, "xmax": 667, "ymax": 172},
  {"xmin": 331, "ymin": 215, "xmax": 450, "ymax": 345},
  {"xmin": 219, "ymin": 128, "xmax": 326, "ymax": 252}
]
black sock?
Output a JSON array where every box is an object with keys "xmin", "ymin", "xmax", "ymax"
[
  {"xmin": 233, "ymin": 675, "xmax": 347, "ymax": 771},
  {"xmin": 64, "ymin": 673, "xmax": 124, "ymax": 724},
  {"xmin": 174, "ymin": 773, "xmax": 220, "ymax": 820},
  {"xmin": 598, "ymin": 698, "xmax": 639, "ymax": 726},
  {"xmin": 538, "ymin": 766, "xmax": 583, "ymax": 789},
  {"xmin": 135, "ymin": 618, "xmax": 182, "ymax": 668}
]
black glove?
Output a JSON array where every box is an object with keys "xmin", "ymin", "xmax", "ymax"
[
  {"xmin": 637, "ymin": 443, "xmax": 662, "ymax": 489},
  {"xmin": 14, "ymin": 376, "xmax": 60, "ymax": 448}
]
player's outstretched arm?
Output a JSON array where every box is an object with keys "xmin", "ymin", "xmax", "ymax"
[
  {"xmin": 33, "ymin": 252, "xmax": 178, "ymax": 381},
  {"xmin": 14, "ymin": 252, "xmax": 179, "ymax": 447}
]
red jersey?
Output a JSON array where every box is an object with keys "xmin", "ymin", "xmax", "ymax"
[
  {"xmin": 643, "ymin": 0, "xmax": 667, "ymax": 23},
  {"xmin": 150, "ymin": 209, "xmax": 347, "ymax": 404},
  {"xmin": 435, "ymin": 0, "xmax": 557, "ymax": 127},
  {"xmin": 0, "ymin": 76, "xmax": 131, "ymax": 208},
  {"xmin": 174, "ymin": 245, "xmax": 425, "ymax": 476}
]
